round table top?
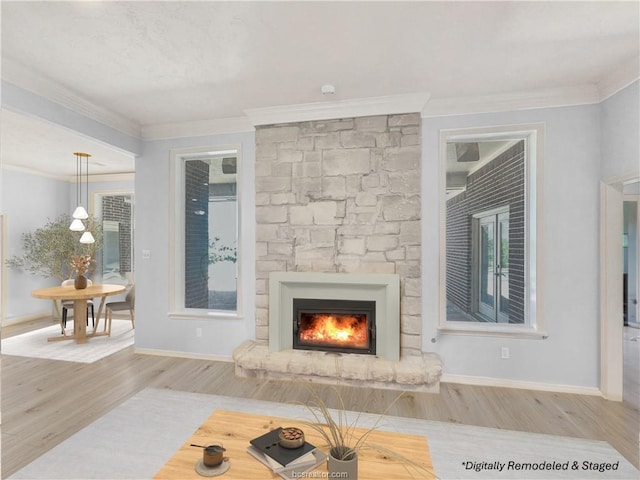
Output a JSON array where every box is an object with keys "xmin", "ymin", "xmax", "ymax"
[{"xmin": 32, "ymin": 283, "xmax": 126, "ymax": 300}]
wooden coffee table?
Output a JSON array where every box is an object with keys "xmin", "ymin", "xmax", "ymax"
[{"xmin": 154, "ymin": 409, "xmax": 434, "ymax": 479}]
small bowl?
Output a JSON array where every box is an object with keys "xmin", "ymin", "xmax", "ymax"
[{"xmin": 278, "ymin": 427, "xmax": 305, "ymax": 449}]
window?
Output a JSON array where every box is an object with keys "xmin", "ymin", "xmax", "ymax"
[
  {"xmin": 440, "ymin": 125, "xmax": 544, "ymax": 337},
  {"xmin": 93, "ymin": 192, "xmax": 134, "ymax": 286},
  {"xmin": 170, "ymin": 146, "xmax": 241, "ymax": 318}
]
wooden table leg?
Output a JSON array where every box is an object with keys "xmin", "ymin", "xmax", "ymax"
[
  {"xmin": 93, "ymin": 295, "xmax": 107, "ymax": 333},
  {"xmin": 47, "ymin": 298, "xmax": 89, "ymax": 343},
  {"xmin": 87, "ymin": 295, "xmax": 110, "ymax": 338},
  {"xmin": 73, "ymin": 298, "xmax": 88, "ymax": 344}
]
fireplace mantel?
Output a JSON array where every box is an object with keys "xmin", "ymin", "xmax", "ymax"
[{"xmin": 269, "ymin": 272, "xmax": 400, "ymax": 362}]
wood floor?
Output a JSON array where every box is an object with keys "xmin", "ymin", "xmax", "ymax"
[{"xmin": 2, "ymin": 318, "xmax": 638, "ymax": 478}]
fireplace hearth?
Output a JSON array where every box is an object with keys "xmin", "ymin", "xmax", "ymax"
[
  {"xmin": 234, "ymin": 273, "xmax": 442, "ymax": 392},
  {"xmin": 293, "ymin": 299, "xmax": 376, "ymax": 355}
]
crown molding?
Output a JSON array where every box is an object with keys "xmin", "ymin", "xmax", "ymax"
[
  {"xmin": 1, "ymin": 163, "xmax": 68, "ymax": 181},
  {"xmin": 2, "ymin": 57, "xmax": 142, "ymax": 139},
  {"xmin": 422, "ymin": 84, "xmax": 601, "ymax": 118},
  {"xmin": 244, "ymin": 92, "xmax": 431, "ymax": 126},
  {"xmin": 1, "ymin": 164, "xmax": 133, "ymax": 183},
  {"xmin": 597, "ymin": 55, "xmax": 640, "ymax": 101},
  {"xmin": 141, "ymin": 116, "xmax": 254, "ymax": 140},
  {"xmin": 86, "ymin": 172, "xmax": 135, "ymax": 183}
]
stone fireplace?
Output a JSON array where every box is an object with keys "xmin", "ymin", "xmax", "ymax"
[{"xmin": 233, "ymin": 113, "xmax": 441, "ymax": 391}]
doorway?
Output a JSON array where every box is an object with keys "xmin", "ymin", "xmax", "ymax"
[
  {"xmin": 601, "ymin": 176, "xmax": 640, "ymax": 401},
  {"xmin": 623, "ymin": 195, "xmax": 639, "ymax": 328},
  {"xmin": 474, "ymin": 208, "xmax": 510, "ymax": 322},
  {"xmin": 0, "ymin": 214, "xmax": 5, "ymax": 327}
]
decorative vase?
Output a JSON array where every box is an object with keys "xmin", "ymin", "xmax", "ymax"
[
  {"xmin": 74, "ymin": 274, "xmax": 87, "ymax": 290},
  {"xmin": 328, "ymin": 447, "xmax": 358, "ymax": 480}
]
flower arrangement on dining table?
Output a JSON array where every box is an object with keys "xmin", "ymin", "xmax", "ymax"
[{"xmin": 70, "ymin": 254, "xmax": 92, "ymax": 276}]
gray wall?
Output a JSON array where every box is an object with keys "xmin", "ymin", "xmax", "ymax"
[
  {"xmin": 134, "ymin": 133, "xmax": 256, "ymax": 358},
  {"xmin": 600, "ymin": 81, "xmax": 640, "ymax": 180},
  {"xmin": 1, "ymin": 169, "xmax": 70, "ymax": 321},
  {"xmin": 423, "ymin": 103, "xmax": 602, "ymax": 388}
]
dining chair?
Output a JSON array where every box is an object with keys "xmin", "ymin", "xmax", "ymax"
[
  {"xmin": 105, "ymin": 284, "xmax": 135, "ymax": 336},
  {"xmin": 60, "ymin": 279, "xmax": 95, "ymax": 334}
]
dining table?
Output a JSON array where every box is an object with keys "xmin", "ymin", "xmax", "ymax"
[{"xmin": 31, "ymin": 283, "xmax": 126, "ymax": 343}]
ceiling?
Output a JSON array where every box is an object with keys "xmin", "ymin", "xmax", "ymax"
[
  {"xmin": 1, "ymin": 1, "xmax": 638, "ymax": 177},
  {"xmin": 1, "ymin": 110, "xmax": 135, "ymax": 177}
]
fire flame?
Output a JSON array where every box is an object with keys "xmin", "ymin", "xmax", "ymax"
[{"xmin": 299, "ymin": 314, "xmax": 368, "ymax": 348}]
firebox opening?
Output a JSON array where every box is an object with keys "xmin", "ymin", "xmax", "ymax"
[{"xmin": 293, "ymin": 298, "xmax": 376, "ymax": 355}]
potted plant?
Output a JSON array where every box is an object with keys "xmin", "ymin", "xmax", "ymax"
[
  {"xmin": 6, "ymin": 213, "xmax": 102, "ymax": 281},
  {"xmin": 302, "ymin": 386, "xmax": 433, "ymax": 479},
  {"xmin": 6, "ymin": 213, "xmax": 102, "ymax": 309}
]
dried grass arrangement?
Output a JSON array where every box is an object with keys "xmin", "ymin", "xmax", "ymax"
[
  {"xmin": 301, "ymin": 385, "xmax": 436, "ymax": 479},
  {"xmin": 70, "ymin": 254, "xmax": 92, "ymax": 276}
]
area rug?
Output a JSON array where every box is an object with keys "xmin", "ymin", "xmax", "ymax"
[
  {"xmin": 9, "ymin": 388, "xmax": 638, "ymax": 479},
  {"xmin": 1, "ymin": 319, "xmax": 134, "ymax": 363}
]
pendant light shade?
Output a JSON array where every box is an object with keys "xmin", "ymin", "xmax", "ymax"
[
  {"xmin": 72, "ymin": 205, "xmax": 89, "ymax": 220},
  {"xmin": 79, "ymin": 231, "xmax": 95, "ymax": 244},
  {"xmin": 69, "ymin": 218, "xmax": 86, "ymax": 231}
]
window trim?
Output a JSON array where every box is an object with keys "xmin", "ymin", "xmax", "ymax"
[
  {"xmin": 438, "ymin": 124, "xmax": 546, "ymax": 338},
  {"xmin": 168, "ymin": 145, "xmax": 243, "ymax": 320}
]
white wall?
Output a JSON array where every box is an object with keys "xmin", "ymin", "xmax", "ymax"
[
  {"xmin": 422, "ymin": 103, "xmax": 602, "ymax": 389},
  {"xmin": 1, "ymin": 168, "xmax": 70, "ymax": 322},
  {"xmin": 134, "ymin": 132, "xmax": 255, "ymax": 358},
  {"xmin": 600, "ymin": 81, "xmax": 640, "ymax": 181}
]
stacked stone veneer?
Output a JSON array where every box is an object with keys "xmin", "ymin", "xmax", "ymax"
[{"xmin": 254, "ymin": 113, "xmax": 423, "ymax": 358}]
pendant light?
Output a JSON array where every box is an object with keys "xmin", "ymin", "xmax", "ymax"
[
  {"xmin": 69, "ymin": 152, "xmax": 95, "ymax": 243},
  {"xmin": 69, "ymin": 218, "xmax": 85, "ymax": 231},
  {"xmin": 71, "ymin": 152, "xmax": 89, "ymax": 221},
  {"xmin": 79, "ymin": 152, "xmax": 95, "ymax": 244},
  {"xmin": 80, "ymin": 230, "xmax": 95, "ymax": 244}
]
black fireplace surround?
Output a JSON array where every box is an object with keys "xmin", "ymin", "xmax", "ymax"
[{"xmin": 292, "ymin": 298, "xmax": 376, "ymax": 355}]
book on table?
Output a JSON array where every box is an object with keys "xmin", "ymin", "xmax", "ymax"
[{"xmin": 247, "ymin": 427, "xmax": 326, "ymax": 478}]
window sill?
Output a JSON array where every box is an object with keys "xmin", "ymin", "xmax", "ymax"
[
  {"xmin": 168, "ymin": 310, "xmax": 243, "ymax": 321},
  {"xmin": 438, "ymin": 323, "xmax": 548, "ymax": 339}
]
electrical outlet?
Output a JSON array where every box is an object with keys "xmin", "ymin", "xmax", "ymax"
[
  {"xmin": 196, "ymin": 327, "xmax": 203, "ymax": 338},
  {"xmin": 501, "ymin": 347, "xmax": 510, "ymax": 359}
]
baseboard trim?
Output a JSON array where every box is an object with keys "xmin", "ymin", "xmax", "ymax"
[
  {"xmin": 134, "ymin": 347, "xmax": 234, "ymax": 363},
  {"xmin": 2, "ymin": 311, "xmax": 51, "ymax": 327},
  {"xmin": 441, "ymin": 373, "xmax": 603, "ymax": 397}
]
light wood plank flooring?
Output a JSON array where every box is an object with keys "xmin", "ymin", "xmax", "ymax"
[{"xmin": 2, "ymin": 318, "xmax": 638, "ymax": 478}]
